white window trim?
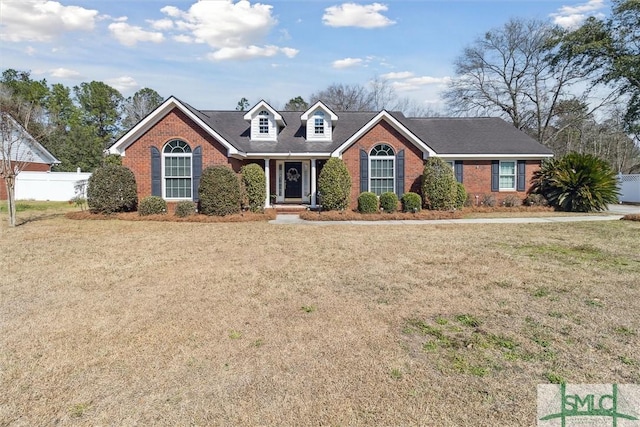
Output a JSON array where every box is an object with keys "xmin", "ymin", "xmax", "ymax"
[
  {"xmin": 369, "ymin": 144, "xmax": 395, "ymax": 196},
  {"xmin": 162, "ymin": 141, "xmax": 193, "ymax": 200},
  {"xmin": 499, "ymin": 160, "xmax": 516, "ymax": 191}
]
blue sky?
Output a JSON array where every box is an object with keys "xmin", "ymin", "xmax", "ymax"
[{"xmin": 1, "ymin": 0, "xmax": 610, "ymax": 111}]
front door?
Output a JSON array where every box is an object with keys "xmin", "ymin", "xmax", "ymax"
[{"xmin": 284, "ymin": 162, "xmax": 303, "ymax": 199}]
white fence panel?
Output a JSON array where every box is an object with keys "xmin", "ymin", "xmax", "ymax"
[
  {"xmin": 618, "ymin": 174, "xmax": 640, "ymax": 203},
  {"xmin": 16, "ymin": 171, "xmax": 92, "ymax": 201}
]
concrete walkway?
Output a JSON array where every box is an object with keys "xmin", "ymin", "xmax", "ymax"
[{"xmin": 269, "ymin": 204, "xmax": 638, "ymax": 226}]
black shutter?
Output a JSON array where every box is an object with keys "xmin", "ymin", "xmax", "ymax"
[
  {"xmin": 192, "ymin": 146, "xmax": 202, "ymax": 201},
  {"xmin": 151, "ymin": 146, "xmax": 161, "ymax": 197},
  {"xmin": 454, "ymin": 160, "xmax": 463, "ymax": 183},
  {"xmin": 517, "ymin": 160, "xmax": 526, "ymax": 191},
  {"xmin": 360, "ymin": 149, "xmax": 368, "ymax": 193},
  {"xmin": 395, "ymin": 149, "xmax": 405, "ymax": 196},
  {"xmin": 491, "ymin": 160, "xmax": 499, "ymax": 192}
]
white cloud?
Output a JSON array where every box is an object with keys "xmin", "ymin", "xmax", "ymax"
[
  {"xmin": 550, "ymin": 0, "xmax": 606, "ymax": 29},
  {"xmin": 381, "ymin": 71, "xmax": 414, "ymax": 80},
  {"xmin": 0, "ymin": 0, "xmax": 98, "ymax": 42},
  {"xmin": 323, "ymin": 3, "xmax": 395, "ymax": 29},
  {"xmin": 26, "ymin": 46, "xmax": 37, "ymax": 56},
  {"xmin": 105, "ymin": 76, "xmax": 139, "ymax": 93},
  {"xmin": 208, "ymin": 45, "xmax": 298, "ymax": 61},
  {"xmin": 159, "ymin": 0, "xmax": 295, "ymax": 61},
  {"xmin": 332, "ymin": 57, "xmax": 363, "ymax": 69},
  {"xmin": 390, "ymin": 75, "xmax": 452, "ymax": 91},
  {"xmin": 108, "ymin": 22, "xmax": 164, "ymax": 47},
  {"xmin": 49, "ymin": 67, "xmax": 82, "ymax": 79},
  {"xmin": 148, "ymin": 18, "xmax": 174, "ymax": 31}
]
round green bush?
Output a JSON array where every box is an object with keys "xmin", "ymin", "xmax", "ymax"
[
  {"xmin": 358, "ymin": 192, "xmax": 379, "ymax": 213},
  {"xmin": 318, "ymin": 158, "xmax": 351, "ymax": 211},
  {"xmin": 529, "ymin": 153, "xmax": 619, "ymax": 212},
  {"xmin": 240, "ymin": 163, "xmax": 266, "ymax": 212},
  {"xmin": 421, "ymin": 157, "xmax": 457, "ymax": 210},
  {"xmin": 138, "ymin": 196, "xmax": 167, "ymax": 216},
  {"xmin": 87, "ymin": 164, "xmax": 137, "ymax": 214},
  {"xmin": 379, "ymin": 191, "xmax": 398, "ymax": 212},
  {"xmin": 175, "ymin": 200, "xmax": 196, "ymax": 217},
  {"xmin": 198, "ymin": 165, "xmax": 241, "ymax": 216},
  {"xmin": 401, "ymin": 192, "xmax": 422, "ymax": 212},
  {"xmin": 455, "ymin": 182, "xmax": 467, "ymax": 209}
]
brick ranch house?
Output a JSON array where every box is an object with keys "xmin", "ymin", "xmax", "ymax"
[
  {"xmin": 0, "ymin": 113, "xmax": 60, "ymax": 200},
  {"xmin": 109, "ymin": 97, "xmax": 553, "ymax": 209}
]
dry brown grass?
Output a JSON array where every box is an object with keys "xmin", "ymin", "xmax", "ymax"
[
  {"xmin": 66, "ymin": 209, "xmax": 277, "ymax": 223},
  {"xmin": 622, "ymin": 213, "xmax": 640, "ymax": 221},
  {"xmin": 1, "ymin": 213, "xmax": 639, "ymax": 426}
]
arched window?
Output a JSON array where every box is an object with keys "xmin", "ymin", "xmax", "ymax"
[
  {"xmin": 258, "ymin": 110, "xmax": 270, "ymax": 134},
  {"xmin": 163, "ymin": 139, "xmax": 192, "ymax": 199},
  {"xmin": 369, "ymin": 143, "xmax": 395, "ymax": 196},
  {"xmin": 313, "ymin": 111, "xmax": 325, "ymax": 135}
]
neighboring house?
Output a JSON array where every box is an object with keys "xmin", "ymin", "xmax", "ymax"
[
  {"xmin": 0, "ymin": 113, "xmax": 60, "ymax": 200},
  {"xmin": 109, "ymin": 97, "xmax": 553, "ymax": 209}
]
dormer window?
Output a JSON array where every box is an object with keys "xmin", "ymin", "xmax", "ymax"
[
  {"xmin": 258, "ymin": 110, "xmax": 270, "ymax": 135},
  {"xmin": 243, "ymin": 100, "xmax": 284, "ymax": 141},
  {"xmin": 314, "ymin": 111, "xmax": 325, "ymax": 135},
  {"xmin": 301, "ymin": 101, "xmax": 337, "ymax": 142}
]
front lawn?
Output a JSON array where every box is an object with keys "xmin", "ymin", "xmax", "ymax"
[{"xmin": 1, "ymin": 217, "xmax": 638, "ymax": 425}]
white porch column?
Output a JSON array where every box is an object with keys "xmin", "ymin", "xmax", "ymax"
[
  {"xmin": 264, "ymin": 159, "xmax": 271, "ymax": 208},
  {"xmin": 311, "ymin": 159, "xmax": 317, "ymax": 207}
]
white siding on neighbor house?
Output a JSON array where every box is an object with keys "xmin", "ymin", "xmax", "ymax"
[
  {"xmin": 15, "ymin": 171, "xmax": 92, "ymax": 201},
  {"xmin": 618, "ymin": 174, "xmax": 640, "ymax": 203}
]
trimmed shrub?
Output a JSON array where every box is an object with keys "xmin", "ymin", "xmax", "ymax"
[
  {"xmin": 379, "ymin": 191, "xmax": 399, "ymax": 213},
  {"xmin": 138, "ymin": 196, "xmax": 167, "ymax": 216},
  {"xmin": 358, "ymin": 192, "xmax": 379, "ymax": 213},
  {"xmin": 481, "ymin": 193, "xmax": 497, "ymax": 207},
  {"xmin": 240, "ymin": 163, "xmax": 266, "ymax": 212},
  {"xmin": 199, "ymin": 165, "xmax": 241, "ymax": 216},
  {"xmin": 455, "ymin": 182, "xmax": 466, "ymax": 209},
  {"xmin": 421, "ymin": 157, "xmax": 457, "ymax": 210},
  {"xmin": 87, "ymin": 164, "xmax": 137, "ymax": 214},
  {"xmin": 175, "ymin": 200, "xmax": 197, "ymax": 217},
  {"xmin": 524, "ymin": 193, "xmax": 548, "ymax": 206},
  {"xmin": 401, "ymin": 192, "xmax": 422, "ymax": 212},
  {"xmin": 529, "ymin": 153, "xmax": 619, "ymax": 212},
  {"xmin": 318, "ymin": 158, "xmax": 351, "ymax": 211},
  {"xmin": 502, "ymin": 194, "xmax": 522, "ymax": 207}
]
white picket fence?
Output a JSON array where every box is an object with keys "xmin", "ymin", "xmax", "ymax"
[
  {"xmin": 618, "ymin": 174, "xmax": 640, "ymax": 203},
  {"xmin": 16, "ymin": 170, "xmax": 92, "ymax": 201}
]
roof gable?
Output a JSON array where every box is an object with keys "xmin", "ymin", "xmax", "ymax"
[
  {"xmin": 243, "ymin": 100, "xmax": 285, "ymax": 126},
  {"xmin": 300, "ymin": 101, "xmax": 338, "ymax": 123},
  {"xmin": 331, "ymin": 110, "xmax": 436, "ymax": 158},
  {"xmin": 109, "ymin": 96, "xmax": 240, "ymax": 156},
  {"xmin": 0, "ymin": 113, "xmax": 59, "ymax": 165}
]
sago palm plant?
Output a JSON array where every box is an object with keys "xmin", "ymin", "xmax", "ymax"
[{"xmin": 529, "ymin": 153, "xmax": 619, "ymax": 212}]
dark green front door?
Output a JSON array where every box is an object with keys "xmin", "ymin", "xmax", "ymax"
[{"xmin": 284, "ymin": 162, "xmax": 302, "ymax": 199}]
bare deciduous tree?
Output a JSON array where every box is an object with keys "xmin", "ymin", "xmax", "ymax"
[{"xmin": 443, "ymin": 18, "xmax": 614, "ymax": 145}]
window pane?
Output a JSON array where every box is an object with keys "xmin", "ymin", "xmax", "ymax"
[
  {"xmin": 499, "ymin": 176, "xmax": 515, "ymax": 189},
  {"xmin": 500, "ymin": 161, "xmax": 515, "ymax": 175},
  {"xmin": 166, "ymin": 178, "xmax": 192, "ymax": 198}
]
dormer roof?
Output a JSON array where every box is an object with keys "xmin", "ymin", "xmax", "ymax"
[
  {"xmin": 243, "ymin": 100, "xmax": 285, "ymax": 127},
  {"xmin": 300, "ymin": 101, "xmax": 338, "ymax": 124}
]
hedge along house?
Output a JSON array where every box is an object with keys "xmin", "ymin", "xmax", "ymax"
[{"xmin": 109, "ymin": 96, "xmax": 553, "ymax": 209}]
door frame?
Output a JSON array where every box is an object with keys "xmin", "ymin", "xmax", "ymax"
[{"xmin": 276, "ymin": 160, "xmax": 310, "ymax": 203}]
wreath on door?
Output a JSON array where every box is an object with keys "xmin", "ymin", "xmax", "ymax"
[{"xmin": 286, "ymin": 168, "xmax": 301, "ymax": 182}]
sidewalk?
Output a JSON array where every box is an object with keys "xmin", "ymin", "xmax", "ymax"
[{"xmin": 269, "ymin": 204, "xmax": 637, "ymax": 225}]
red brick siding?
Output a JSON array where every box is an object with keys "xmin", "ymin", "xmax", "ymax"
[
  {"xmin": 342, "ymin": 120, "xmax": 425, "ymax": 209},
  {"xmin": 0, "ymin": 162, "xmax": 51, "ymax": 200},
  {"xmin": 460, "ymin": 159, "xmax": 541, "ymax": 205},
  {"xmin": 121, "ymin": 108, "xmax": 240, "ymax": 200}
]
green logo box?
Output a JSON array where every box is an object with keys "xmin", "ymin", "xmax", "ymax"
[{"xmin": 538, "ymin": 384, "xmax": 640, "ymax": 426}]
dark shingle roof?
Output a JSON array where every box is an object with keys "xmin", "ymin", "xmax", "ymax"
[
  {"xmin": 391, "ymin": 114, "xmax": 553, "ymax": 155},
  {"xmin": 180, "ymin": 101, "xmax": 552, "ymax": 156}
]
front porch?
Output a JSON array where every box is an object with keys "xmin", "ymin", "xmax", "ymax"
[{"xmin": 262, "ymin": 158, "xmax": 327, "ymax": 208}]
